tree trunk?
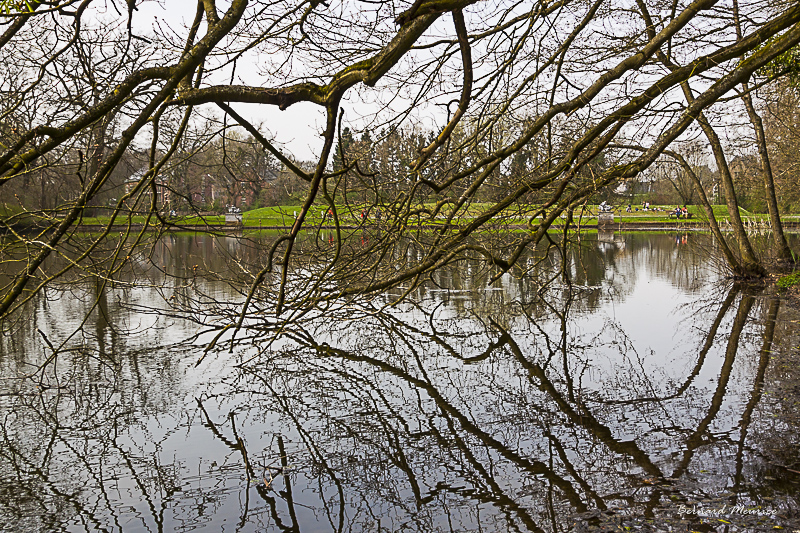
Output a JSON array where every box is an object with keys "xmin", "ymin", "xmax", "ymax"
[
  {"xmin": 616, "ymin": 144, "xmax": 751, "ymax": 276},
  {"xmin": 740, "ymin": 83, "xmax": 794, "ymax": 263},
  {"xmin": 693, "ymin": 112, "xmax": 765, "ymax": 276},
  {"xmin": 636, "ymin": 0, "xmax": 767, "ymax": 277},
  {"xmin": 733, "ymin": 0, "xmax": 794, "ymax": 263},
  {"xmin": 667, "ymin": 150, "xmax": 749, "ymax": 276}
]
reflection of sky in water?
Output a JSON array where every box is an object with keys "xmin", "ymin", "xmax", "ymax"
[{"xmin": 0, "ymin": 232, "xmax": 798, "ymax": 532}]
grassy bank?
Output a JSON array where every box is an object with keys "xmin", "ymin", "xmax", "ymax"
[{"xmin": 9, "ymin": 203, "xmax": 800, "ymax": 230}]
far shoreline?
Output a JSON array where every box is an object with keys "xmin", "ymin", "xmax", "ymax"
[{"xmin": 53, "ymin": 219, "xmax": 800, "ymax": 232}]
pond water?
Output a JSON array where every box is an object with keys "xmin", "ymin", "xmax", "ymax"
[{"xmin": 1, "ymin": 231, "xmax": 799, "ymax": 532}]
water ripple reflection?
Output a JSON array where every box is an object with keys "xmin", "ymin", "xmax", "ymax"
[{"xmin": 1, "ymin": 232, "xmax": 799, "ymax": 532}]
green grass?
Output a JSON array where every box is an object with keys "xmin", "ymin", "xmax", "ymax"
[
  {"xmin": 581, "ymin": 204, "xmax": 774, "ymax": 224},
  {"xmin": 75, "ymin": 205, "xmax": 350, "ymax": 227},
  {"xmin": 178, "ymin": 206, "xmax": 307, "ymax": 226},
  {"xmin": 243, "ymin": 206, "xmax": 307, "ymax": 225},
  {"xmin": 49, "ymin": 202, "xmax": 798, "ymax": 229},
  {"xmin": 776, "ymin": 271, "xmax": 800, "ymax": 291}
]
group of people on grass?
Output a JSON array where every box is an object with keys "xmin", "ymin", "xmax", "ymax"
[
  {"xmin": 672, "ymin": 205, "xmax": 690, "ymax": 218},
  {"xmin": 622, "ymin": 203, "xmax": 691, "ymax": 217},
  {"xmin": 625, "ymin": 201, "xmax": 659, "ymax": 212}
]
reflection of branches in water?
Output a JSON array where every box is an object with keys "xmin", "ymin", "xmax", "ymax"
[
  {"xmin": 227, "ymin": 320, "xmax": 647, "ymax": 526},
  {"xmin": 219, "ymin": 282, "xmax": 797, "ymax": 529},
  {"xmin": 2, "ymin": 233, "xmax": 721, "ymax": 368},
  {"xmin": 591, "ymin": 287, "xmax": 738, "ymax": 406},
  {"xmin": 1, "ymin": 234, "xmax": 796, "ymax": 531},
  {"xmin": 0, "ymin": 280, "xmax": 795, "ymax": 531},
  {"xmin": 0, "ymin": 279, "xmax": 234, "ymax": 531},
  {"xmin": 733, "ymin": 297, "xmax": 780, "ymax": 500},
  {"xmin": 249, "ymin": 326, "xmax": 586, "ymax": 529},
  {"xmin": 195, "ymin": 397, "xmax": 301, "ymax": 532},
  {"xmin": 670, "ymin": 293, "xmax": 755, "ymax": 480},
  {"xmin": 0, "ymin": 353, "xmax": 186, "ymax": 531}
]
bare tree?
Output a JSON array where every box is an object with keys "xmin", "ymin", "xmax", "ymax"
[
  {"xmin": 732, "ymin": 0, "xmax": 794, "ymax": 263},
  {"xmin": 3, "ymin": 0, "xmax": 800, "ymax": 325},
  {"xmin": 763, "ymin": 79, "xmax": 800, "ymax": 216}
]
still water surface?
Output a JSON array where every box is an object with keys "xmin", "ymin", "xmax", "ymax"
[{"xmin": 1, "ymin": 232, "xmax": 799, "ymax": 532}]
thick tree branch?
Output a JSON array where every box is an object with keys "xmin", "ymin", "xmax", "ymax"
[
  {"xmin": 412, "ymin": 9, "xmax": 472, "ymax": 170},
  {"xmin": 169, "ymin": 4, "xmax": 477, "ymax": 109}
]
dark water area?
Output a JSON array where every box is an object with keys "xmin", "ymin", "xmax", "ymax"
[{"xmin": 1, "ymin": 231, "xmax": 799, "ymax": 532}]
